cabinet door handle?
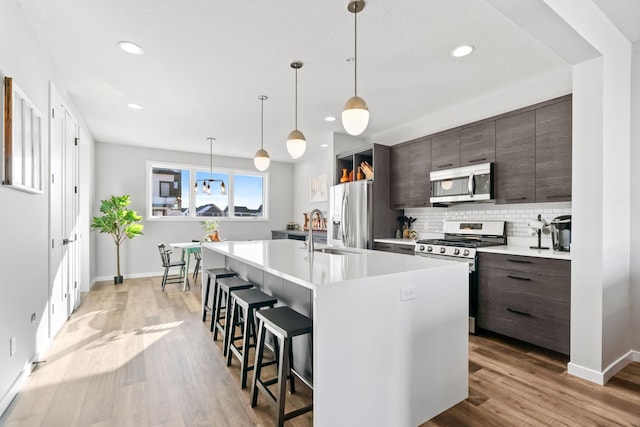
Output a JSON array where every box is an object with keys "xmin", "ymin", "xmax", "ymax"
[
  {"xmin": 546, "ymin": 194, "xmax": 571, "ymax": 199},
  {"xmin": 507, "ymin": 258, "xmax": 531, "ymax": 264},
  {"xmin": 507, "ymin": 274, "xmax": 531, "ymax": 281},
  {"xmin": 467, "ymin": 157, "xmax": 486, "ymax": 163},
  {"xmin": 437, "ymin": 163, "xmax": 453, "ymax": 168},
  {"xmin": 505, "ymin": 197, "xmax": 527, "ymax": 202},
  {"xmin": 507, "ymin": 308, "xmax": 531, "ymax": 316}
]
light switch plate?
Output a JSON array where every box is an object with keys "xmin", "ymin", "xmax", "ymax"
[{"xmin": 400, "ymin": 286, "xmax": 416, "ymax": 301}]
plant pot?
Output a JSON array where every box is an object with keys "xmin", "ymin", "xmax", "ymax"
[{"xmin": 114, "ymin": 275, "xmax": 124, "ymax": 285}]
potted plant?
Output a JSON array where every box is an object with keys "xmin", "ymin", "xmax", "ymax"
[
  {"xmin": 91, "ymin": 195, "xmax": 144, "ymax": 284},
  {"xmin": 202, "ymin": 218, "xmax": 220, "ymax": 242}
]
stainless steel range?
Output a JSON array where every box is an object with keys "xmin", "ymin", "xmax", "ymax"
[{"xmin": 415, "ymin": 220, "xmax": 507, "ymax": 333}]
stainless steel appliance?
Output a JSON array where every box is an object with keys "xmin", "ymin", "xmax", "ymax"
[
  {"xmin": 430, "ymin": 162, "xmax": 494, "ymax": 205},
  {"xmin": 328, "ymin": 180, "xmax": 373, "ymax": 249},
  {"xmin": 550, "ymin": 215, "xmax": 571, "ymax": 252},
  {"xmin": 414, "ymin": 220, "xmax": 507, "ymax": 333}
]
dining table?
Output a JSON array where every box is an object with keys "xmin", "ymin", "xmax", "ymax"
[{"xmin": 169, "ymin": 242, "xmax": 201, "ymax": 291}]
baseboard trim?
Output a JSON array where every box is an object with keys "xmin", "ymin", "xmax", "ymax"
[
  {"xmin": 568, "ymin": 349, "xmax": 640, "ymax": 385},
  {"xmin": 0, "ymin": 356, "xmax": 37, "ymax": 418},
  {"xmin": 93, "ymin": 271, "xmax": 166, "ymax": 283},
  {"xmin": 91, "ymin": 269, "xmax": 201, "ymax": 290}
]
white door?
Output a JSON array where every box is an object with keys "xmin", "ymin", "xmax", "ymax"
[
  {"xmin": 49, "ymin": 85, "xmax": 80, "ymax": 338},
  {"xmin": 63, "ymin": 108, "xmax": 79, "ymax": 313}
]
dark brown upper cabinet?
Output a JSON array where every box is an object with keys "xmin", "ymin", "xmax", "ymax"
[
  {"xmin": 390, "ymin": 144, "xmax": 409, "ymax": 209},
  {"xmin": 494, "ymin": 111, "xmax": 536, "ymax": 204},
  {"xmin": 431, "ymin": 131, "xmax": 461, "ymax": 170},
  {"xmin": 461, "ymin": 122, "xmax": 495, "ymax": 165},
  {"xmin": 408, "ymin": 138, "xmax": 432, "ymax": 207},
  {"xmin": 535, "ymin": 100, "xmax": 572, "ymax": 202}
]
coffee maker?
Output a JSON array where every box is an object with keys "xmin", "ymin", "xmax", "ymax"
[{"xmin": 550, "ymin": 215, "xmax": 572, "ymax": 252}]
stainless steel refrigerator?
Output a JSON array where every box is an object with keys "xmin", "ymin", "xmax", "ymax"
[{"xmin": 328, "ymin": 180, "xmax": 373, "ymax": 249}]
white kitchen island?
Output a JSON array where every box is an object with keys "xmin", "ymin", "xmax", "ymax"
[{"xmin": 201, "ymin": 239, "xmax": 469, "ymax": 426}]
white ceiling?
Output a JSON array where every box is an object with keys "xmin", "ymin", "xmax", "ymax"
[{"xmin": 13, "ymin": 0, "xmax": 638, "ymax": 162}]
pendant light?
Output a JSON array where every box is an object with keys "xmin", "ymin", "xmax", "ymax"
[
  {"xmin": 194, "ymin": 137, "xmax": 226, "ymax": 194},
  {"xmin": 286, "ymin": 61, "xmax": 306, "ymax": 159},
  {"xmin": 342, "ymin": 0, "xmax": 369, "ymax": 136},
  {"xmin": 254, "ymin": 95, "xmax": 271, "ymax": 171}
]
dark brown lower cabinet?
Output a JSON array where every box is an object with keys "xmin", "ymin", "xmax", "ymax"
[
  {"xmin": 373, "ymin": 242, "xmax": 415, "ymax": 255},
  {"xmin": 477, "ymin": 253, "xmax": 570, "ymax": 354}
]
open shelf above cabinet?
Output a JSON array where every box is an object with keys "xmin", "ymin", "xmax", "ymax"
[{"xmin": 336, "ymin": 146, "xmax": 373, "ymax": 184}]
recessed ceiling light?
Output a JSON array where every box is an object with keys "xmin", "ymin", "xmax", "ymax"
[
  {"xmin": 321, "ymin": 144, "xmax": 329, "ymax": 148},
  {"xmin": 452, "ymin": 45, "xmax": 475, "ymax": 58},
  {"xmin": 127, "ymin": 103, "xmax": 143, "ymax": 110},
  {"xmin": 324, "ymin": 116, "xmax": 337, "ymax": 122},
  {"xmin": 118, "ymin": 41, "xmax": 144, "ymax": 55}
]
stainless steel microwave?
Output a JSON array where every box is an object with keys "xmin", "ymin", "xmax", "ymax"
[{"xmin": 430, "ymin": 162, "xmax": 494, "ymax": 205}]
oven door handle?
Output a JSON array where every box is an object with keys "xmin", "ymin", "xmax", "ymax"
[{"xmin": 468, "ymin": 173, "xmax": 475, "ymax": 197}]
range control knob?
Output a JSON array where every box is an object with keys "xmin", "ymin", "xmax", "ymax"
[
  {"xmin": 427, "ymin": 246, "xmax": 433, "ymax": 252},
  {"xmin": 453, "ymin": 249, "xmax": 460, "ymax": 255},
  {"xmin": 439, "ymin": 247, "xmax": 446, "ymax": 254},
  {"xmin": 463, "ymin": 249, "xmax": 470, "ymax": 256},
  {"xmin": 419, "ymin": 245, "xmax": 425, "ymax": 252}
]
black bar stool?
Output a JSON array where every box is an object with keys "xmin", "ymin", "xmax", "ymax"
[
  {"xmin": 202, "ymin": 268, "xmax": 238, "ymax": 329},
  {"xmin": 251, "ymin": 306, "xmax": 313, "ymax": 427},
  {"xmin": 227, "ymin": 288, "xmax": 277, "ymax": 388},
  {"xmin": 213, "ymin": 276, "xmax": 253, "ymax": 356}
]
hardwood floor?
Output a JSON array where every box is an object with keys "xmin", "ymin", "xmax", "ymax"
[{"xmin": 1, "ymin": 276, "xmax": 639, "ymax": 426}]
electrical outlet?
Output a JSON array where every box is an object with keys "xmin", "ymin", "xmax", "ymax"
[
  {"xmin": 10, "ymin": 336, "xmax": 16, "ymax": 357},
  {"xmin": 400, "ymin": 286, "xmax": 416, "ymax": 301}
]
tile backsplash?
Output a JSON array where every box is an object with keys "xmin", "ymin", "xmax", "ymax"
[{"xmin": 404, "ymin": 202, "xmax": 571, "ymax": 238}]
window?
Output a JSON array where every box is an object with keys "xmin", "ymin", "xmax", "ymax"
[
  {"xmin": 147, "ymin": 161, "xmax": 268, "ymax": 220},
  {"xmin": 3, "ymin": 77, "xmax": 43, "ymax": 194}
]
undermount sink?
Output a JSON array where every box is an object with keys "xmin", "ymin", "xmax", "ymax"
[{"xmin": 313, "ymin": 248, "xmax": 356, "ymax": 256}]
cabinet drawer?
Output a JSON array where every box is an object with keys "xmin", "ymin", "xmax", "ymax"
[
  {"xmin": 478, "ymin": 267, "xmax": 570, "ymax": 354},
  {"xmin": 394, "ymin": 244, "xmax": 415, "ymax": 255},
  {"xmin": 272, "ymin": 231, "xmax": 288, "ymax": 240},
  {"xmin": 478, "ymin": 253, "xmax": 570, "ymax": 277},
  {"xmin": 374, "ymin": 242, "xmax": 394, "ymax": 252}
]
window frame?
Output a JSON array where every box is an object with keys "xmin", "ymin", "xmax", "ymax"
[{"xmin": 146, "ymin": 160, "xmax": 269, "ymax": 221}]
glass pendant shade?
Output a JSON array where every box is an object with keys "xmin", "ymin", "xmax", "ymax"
[
  {"xmin": 287, "ymin": 129, "xmax": 306, "ymax": 159},
  {"xmin": 342, "ymin": 95, "xmax": 369, "ymax": 136},
  {"xmin": 220, "ymin": 182, "xmax": 226, "ymax": 195},
  {"xmin": 254, "ymin": 148, "xmax": 270, "ymax": 171}
]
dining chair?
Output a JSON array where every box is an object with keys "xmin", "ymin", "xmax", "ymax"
[
  {"xmin": 158, "ymin": 242, "xmax": 186, "ymax": 291},
  {"xmin": 192, "ymin": 239, "xmax": 202, "ymax": 283}
]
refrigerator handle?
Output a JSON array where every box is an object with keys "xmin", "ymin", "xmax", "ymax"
[{"xmin": 341, "ymin": 190, "xmax": 349, "ymax": 246}]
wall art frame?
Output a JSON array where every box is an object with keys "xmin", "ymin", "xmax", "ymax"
[
  {"xmin": 309, "ymin": 174, "xmax": 327, "ymax": 203},
  {"xmin": 3, "ymin": 76, "xmax": 43, "ymax": 194}
]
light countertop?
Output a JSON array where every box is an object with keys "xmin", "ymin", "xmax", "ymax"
[
  {"xmin": 373, "ymin": 238, "xmax": 417, "ymax": 246},
  {"xmin": 203, "ymin": 239, "xmax": 459, "ymax": 289},
  {"xmin": 478, "ymin": 244, "xmax": 571, "ymax": 260}
]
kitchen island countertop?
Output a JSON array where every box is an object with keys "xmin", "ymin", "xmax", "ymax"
[{"xmin": 203, "ymin": 239, "xmax": 459, "ymax": 289}]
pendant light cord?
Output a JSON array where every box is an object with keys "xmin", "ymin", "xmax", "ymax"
[
  {"xmin": 354, "ymin": 2, "xmax": 358, "ymax": 97},
  {"xmin": 207, "ymin": 137, "xmax": 214, "ymax": 179},
  {"xmin": 295, "ymin": 68, "xmax": 298, "ymax": 130},
  {"xmin": 260, "ymin": 98, "xmax": 264, "ymax": 150}
]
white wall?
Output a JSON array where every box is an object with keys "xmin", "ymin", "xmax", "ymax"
[
  {"xmin": 372, "ymin": 68, "xmax": 572, "ymax": 146},
  {"xmin": 630, "ymin": 40, "xmax": 640, "ymax": 356},
  {"xmin": 93, "ymin": 142, "xmax": 293, "ymax": 280},
  {"xmin": 291, "ymin": 132, "xmax": 367, "ymax": 229},
  {"xmin": 541, "ymin": 0, "xmax": 633, "ymax": 383},
  {"xmin": 0, "ymin": 0, "xmax": 94, "ymax": 414}
]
